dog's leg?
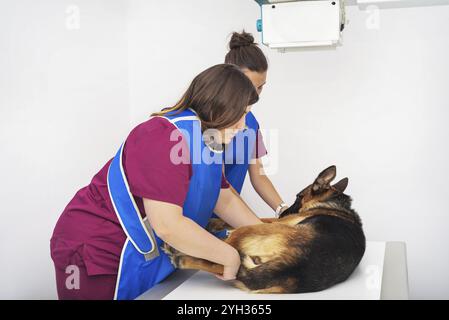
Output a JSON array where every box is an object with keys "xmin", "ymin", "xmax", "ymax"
[
  {"xmin": 162, "ymin": 242, "xmax": 224, "ymax": 274},
  {"xmin": 276, "ymin": 214, "xmax": 308, "ymax": 226},
  {"xmin": 176, "ymin": 256, "xmax": 224, "ymax": 275},
  {"xmin": 251, "ymin": 286, "xmax": 286, "ymax": 294},
  {"xmin": 206, "ymin": 218, "xmax": 232, "ymax": 233},
  {"xmin": 259, "ymin": 215, "xmax": 307, "ymax": 226},
  {"xmin": 207, "ymin": 216, "xmax": 283, "ymax": 234},
  {"xmin": 260, "ymin": 218, "xmax": 278, "ymax": 223}
]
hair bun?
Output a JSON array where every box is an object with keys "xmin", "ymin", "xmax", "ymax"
[{"xmin": 229, "ymin": 31, "xmax": 255, "ymax": 50}]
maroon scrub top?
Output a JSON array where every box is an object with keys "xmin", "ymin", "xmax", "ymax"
[{"xmin": 50, "ymin": 117, "xmax": 231, "ymax": 278}]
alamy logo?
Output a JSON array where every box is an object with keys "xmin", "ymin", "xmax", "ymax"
[
  {"xmin": 168, "ymin": 126, "xmax": 279, "ymax": 175},
  {"xmin": 65, "ymin": 5, "xmax": 80, "ymax": 30},
  {"xmin": 65, "ymin": 265, "xmax": 80, "ymax": 290}
]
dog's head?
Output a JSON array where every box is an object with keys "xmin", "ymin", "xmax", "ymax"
[{"xmin": 280, "ymin": 165, "xmax": 350, "ymax": 218}]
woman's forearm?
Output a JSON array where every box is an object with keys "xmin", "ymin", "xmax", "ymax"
[
  {"xmin": 144, "ymin": 198, "xmax": 239, "ymax": 267},
  {"xmin": 214, "ymin": 187, "xmax": 262, "ymax": 228},
  {"xmin": 249, "ymin": 161, "xmax": 284, "ymax": 211}
]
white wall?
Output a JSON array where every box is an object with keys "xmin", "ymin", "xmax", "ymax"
[
  {"xmin": 247, "ymin": 4, "xmax": 449, "ymax": 299},
  {"xmin": 0, "ymin": 0, "xmax": 129, "ymax": 299},
  {"xmin": 126, "ymin": 1, "xmax": 449, "ymax": 299},
  {"xmin": 126, "ymin": 0, "xmax": 260, "ymax": 125},
  {"xmin": 1, "ymin": 0, "xmax": 448, "ymax": 299}
]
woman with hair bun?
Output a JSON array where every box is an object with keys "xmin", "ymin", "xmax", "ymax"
[{"xmin": 222, "ymin": 31, "xmax": 287, "ymax": 219}]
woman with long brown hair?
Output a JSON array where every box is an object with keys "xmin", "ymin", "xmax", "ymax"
[{"xmin": 50, "ymin": 64, "xmax": 263, "ymax": 300}]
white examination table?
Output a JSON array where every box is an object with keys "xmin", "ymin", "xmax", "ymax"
[{"xmin": 137, "ymin": 241, "xmax": 409, "ymax": 300}]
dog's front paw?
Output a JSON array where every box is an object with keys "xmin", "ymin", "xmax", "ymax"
[
  {"xmin": 162, "ymin": 242, "xmax": 183, "ymax": 268},
  {"xmin": 206, "ymin": 218, "xmax": 232, "ymax": 233}
]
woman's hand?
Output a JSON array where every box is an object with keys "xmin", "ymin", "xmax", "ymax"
[{"xmin": 214, "ymin": 249, "xmax": 241, "ymax": 281}]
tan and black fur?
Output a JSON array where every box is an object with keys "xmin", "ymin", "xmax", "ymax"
[{"xmin": 162, "ymin": 165, "xmax": 366, "ymax": 293}]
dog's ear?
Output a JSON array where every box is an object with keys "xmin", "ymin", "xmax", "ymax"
[
  {"xmin": 332, "ymin": 177, "xmax": 348, "ymax": 193},
  {"xmin": 312, "ymin": 165, "xmax": 337, "ymax": 193}
]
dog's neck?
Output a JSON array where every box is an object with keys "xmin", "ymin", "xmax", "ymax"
[
  {"xmin": 298, "ymin": 200, "xmax": 361, "ymax": 225},
  {"xmin": 299, "ymin": 201, "xmax": 352, "ymax": 215}
]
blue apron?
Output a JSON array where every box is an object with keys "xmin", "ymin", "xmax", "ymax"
[
  {"xmin": 224, "ymin": 111, "xmax": 260, "ymax": 193},
  {"xmin": 210, "ymin": 112, "xmax": 259, "ymax": 238},
  {"xmin": 107, "ymin": 109, "xmax": 223, "ymax": 300}
]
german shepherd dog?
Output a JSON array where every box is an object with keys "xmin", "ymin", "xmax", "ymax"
[{"xmin": 162, "ymin": 166, "xmax": 366, "ymax": 293}]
